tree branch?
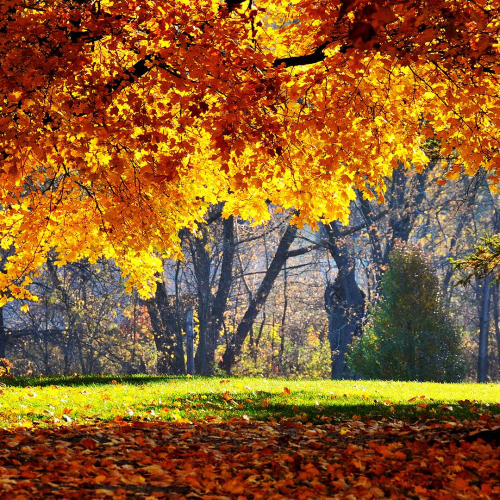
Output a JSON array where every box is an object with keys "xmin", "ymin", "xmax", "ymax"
[
  {"xmin": 286, "ymin": 243, "xmax": 318, "ymax": 259},
  {"xmin": 105, "ymin": 55, "xmax": 182, "ymax": 94},
  {"xmin": 273, "ymin": 41, "xmax": 329, "ymax": 68}
]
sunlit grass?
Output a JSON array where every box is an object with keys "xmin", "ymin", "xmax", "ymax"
[{"xmin": 1, "ymin": 375, "xmax": 499, "ymax": 428}]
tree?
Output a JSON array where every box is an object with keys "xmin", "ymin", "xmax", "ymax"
[
  {"xmin": 348, "ymin": 244, "xmax": 465, "ymax": 382},
  {"xmin": 2, "ymin": 258, "xmax": 154, "ymax": 375},
  {"xmin": 189, "ymin": 212, "xmax": 235, "ymax": 375},
  {"xmin": 2, "ymin": 0, "xmax": 500, "ymax": 302},
  {"xmin": 323, "ymin": 222, "xmax": 365, "ymax": 379},
  {"xmin": 145, "ymin": 275, "xmax": 185, "ymax": 375},
  {"xmin": 221, "ymin": 220, "xmax": 298, "ymax": 373}
]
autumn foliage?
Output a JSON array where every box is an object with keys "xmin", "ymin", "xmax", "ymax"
[{"xmin": 2, "ymin": 0, "xmax": 500, "ymax": 299}]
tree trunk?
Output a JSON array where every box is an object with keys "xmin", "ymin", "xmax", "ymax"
[
  {"xmin": 492, "ymin": 283, "xmax": 500, "ymax": 380},
  {"xmin": 192, "ymin": 226, "xmax": 212, "ymax": 375},
  {"xmin": 325, "ymin": 273, "xmax": 365, "ymax": 379},
  {"xmin": 324, "ymin": 222, "xmax": 365, "ymax": 379},
  {"xmin": 193, "ymin": 215, "xmax": 235, "ymax": 375},
  {"xmin": 278, "ymin": 263, "xmax": 288, "ymax": 373},
  {"xmin": 0, "ymin": 306, "xmax": 6, "ymax": 359},
  {"xmin": 205, "ymin": 216, "xmax": 235, "ymax": 373},
  {"xmin": 146, "ymin": 279, "xmax": 185, "ymax": 375},
  {"xmin": 220, "ymin": 222, "xmax": 298, "ymax": 374},
  {"xmin": 478, "ymin": 276, "xmax": 491, "ymax": 383},
  {"xmin": 185, "ymin": 310, "xmax": 195, "ymax": 375}
]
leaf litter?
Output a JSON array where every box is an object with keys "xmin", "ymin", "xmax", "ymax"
[{"xmin": 0, "ymin": 416, "xmax": 498, "ymax": 499}]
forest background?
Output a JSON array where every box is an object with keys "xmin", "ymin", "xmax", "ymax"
[
  {"xmin": 2, "ymin": 0, "xmax": 500, "ymax": 384},
  {"xmin": 2, "ymin": 165, "xmax": 499, "ymax": 383}
]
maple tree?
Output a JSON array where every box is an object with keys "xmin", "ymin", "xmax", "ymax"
[{"xmin": 2, "ymin": 0, "xmax": 500, "ymax": 303}]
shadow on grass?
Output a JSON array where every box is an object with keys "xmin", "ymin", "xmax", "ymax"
[
  {"xmin": 3, "ymin": 374, "xmax": 184, "ymax": 388},
  {"xmin": 139, "ymin": 390, "xmax": 495, "ymax": 423},
  {"xmin": 3, "ymin": 376, "xmax": 497, "ymax": 424}
]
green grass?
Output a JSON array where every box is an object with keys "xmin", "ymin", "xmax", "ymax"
[{"xmin": 1, "ymin": 375, "xmax": 499, "ymax": 428}]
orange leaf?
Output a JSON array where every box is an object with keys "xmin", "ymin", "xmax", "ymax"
[{"xmin": 81, "ymin": 437, "xmax": 98, "ymax": 450}]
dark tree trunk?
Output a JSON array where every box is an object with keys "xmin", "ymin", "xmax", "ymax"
[
  {"xmin": 185, "ymin": 310, "xmax": 195, "ymax": 375},
  {"xmin": 478, "ymin": 276, "xmax": 491, "ymax": 383},
  {"xmin": 220, "ymin": 223, "xmax": 298, "ymax": 374},
  {"xmin": 205, "ymin": 216, "xmax": 235, "ymax": 373},
  {"xmin": 192, "ymin": 225, "xmax": 212, "ymax": 375},
  {"xmin": 0, "ymin": 306, "xmax": 6, "ymax": 359},
  {"xmin": 146, "ymin": 279, "xmax": 185, "ymax": 375},
  {"xmin": 193, "ymin": 215, "xmax": 235, "ymax": 375},
  {"xmin": 278, "ymin": 263, "xmax": 288, "ymax": 373},
  {"xmin": 324, "ymin": 222, "xmax": 365, "ymax": 379}
]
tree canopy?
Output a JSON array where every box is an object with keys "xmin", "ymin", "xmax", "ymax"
[{"xmin": 1, "ymin": 0, "xmax": 500, "ymax": 301}]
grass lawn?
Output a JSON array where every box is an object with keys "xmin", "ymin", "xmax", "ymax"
[
  {"xmin": 1, "ymin": 375, "xmax": 499, "ymax": 427},
  {"xmin": 1, "ymin": 376, "xmax": 499, "ymax": 498}
]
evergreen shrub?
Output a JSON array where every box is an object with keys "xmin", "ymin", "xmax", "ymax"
[{"xmin": 348, "ymin": 244, "xmax": 465, "ymax": 382}]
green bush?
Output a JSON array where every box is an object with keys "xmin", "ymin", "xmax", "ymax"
[{"xmin": 348, "ymin": 244, "xmax": 465, "ymax": 382}]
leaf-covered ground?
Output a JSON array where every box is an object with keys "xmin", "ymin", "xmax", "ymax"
[
  {"xmin": 1, "ymin": 377, "xmax": 499, "ymax": 498},
  {"xmin": 1, "ymin": 417, "xmax": 499, "ymax": 499}
]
